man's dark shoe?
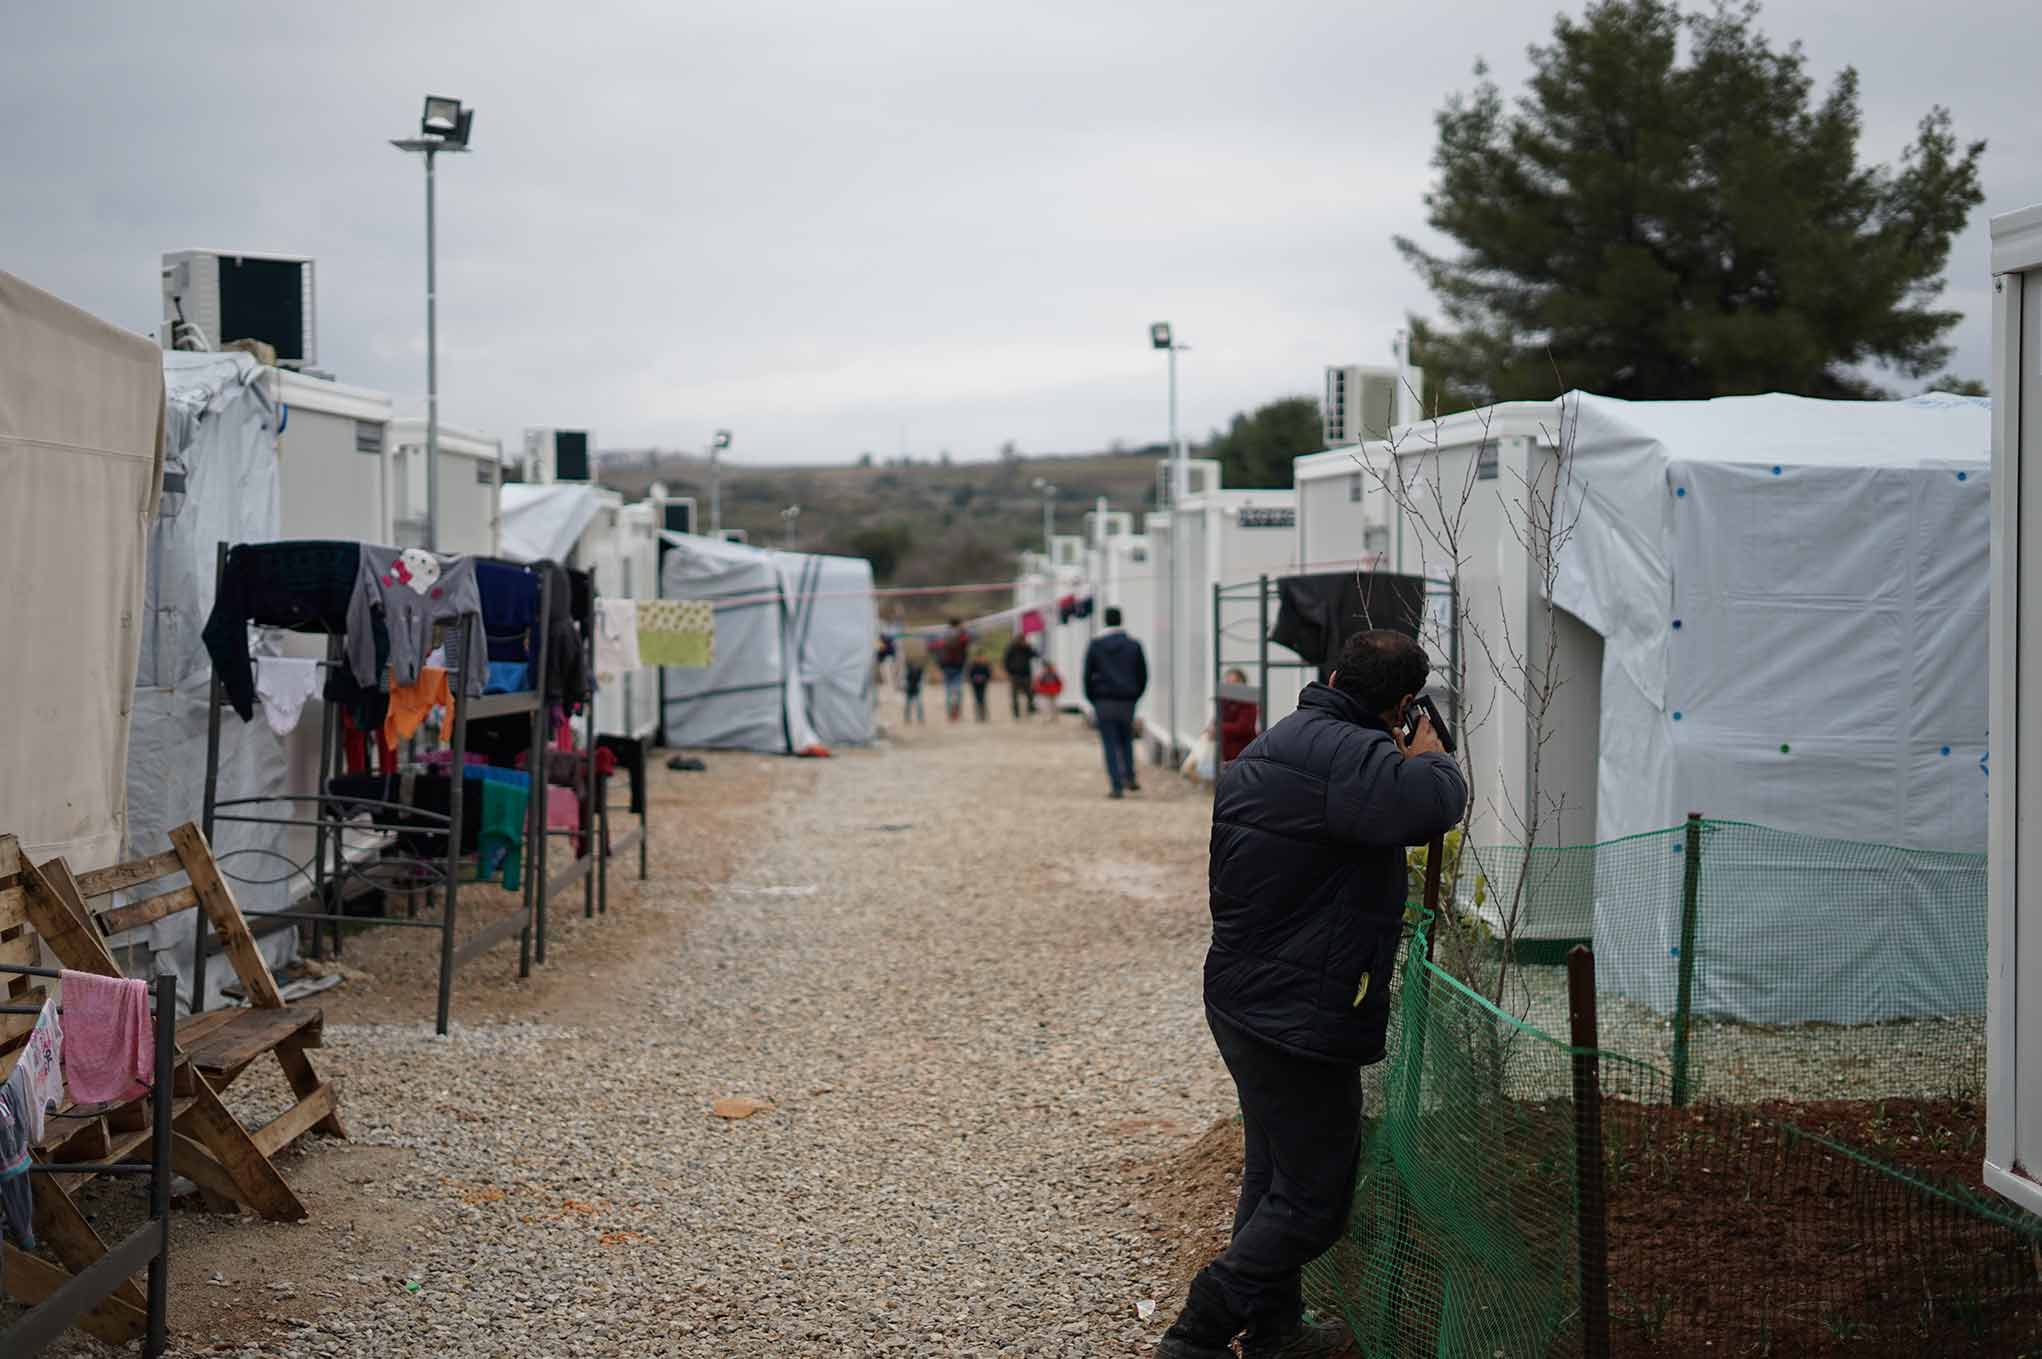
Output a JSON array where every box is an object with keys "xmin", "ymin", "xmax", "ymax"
[
  {"xmin": 1240, "ymin": 1313, "xmax": 1355, "ymax": 1358},
  {"xmin": 1158, "ymin": 1273, "xmax": 1240, "ymax": 1359},
  {"xmin": 1109, "ymin": 787, "xmax": 1125, "ymax": 799},
  {"xmin": 1127, "ymin": 779, "xmax": 1142, "ymax": 792}
]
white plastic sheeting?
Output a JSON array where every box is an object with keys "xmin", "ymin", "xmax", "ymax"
[
  {"xmin": 0, "ymin": 272, "xmax": 163, "ymax": 871},
  {"xmin": 658, "ymin": 532, "xmax": 823, "ymax": 754},
  {"xmin": 129, "ymin": 351, "xmax": 297, "ymax": 1008},
  {"xmin": 1545, "ymin": 392, "xmax": 1992, "ymax": 1024},
  {"xmin": 778, "ymin": 551, "xmax": 877, "ymax": 747},
  {"xmin": 500, "ymin": 483, "xmax": 602, "ymax": 563}
]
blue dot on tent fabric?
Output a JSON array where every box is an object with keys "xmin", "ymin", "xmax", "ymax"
[
  {"xmin": 1672, "ymin": 619, "xmax": 1682, "ymax": 630},
  {"xmin": 1676, "ymin": 487, "xmax": 1686, "ymax": 498},
  {"xmin": 1673, "ymin": 711, "xmax": 1683, "ymax": 721},
  {"xmin": 1670, "ymin": 946, "xmax": 1681, "ymax": 958},
  {"xmin": 1941, "ymin": 746, "xmax": 1952, "ymax": 756},
  {"xmin": 1771, "ymin": 466, "xmax": 1782, "ymax": 476},
  {"xmin": 1957, "ymin": 471, "xmax": 1968, "ymax": 481}
]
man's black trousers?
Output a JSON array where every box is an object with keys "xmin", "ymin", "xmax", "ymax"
[
  {"xmin": 1200, "ymin": 1008, "xmax": 1366, "ymax": 1325},
  {"xmin": 1096, "ymin": 716, "xmax": 1137, "ymax": 790}
]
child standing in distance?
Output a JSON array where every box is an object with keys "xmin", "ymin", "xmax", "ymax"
[
  {"xmin": 967, "ymin": 653, "xmax": 993, "ymax": 723},
  {"xmin": 1035, "ymin": 661, "xmax": 1064, "ymax": 721},
  {"xmin": 902, "ymin": 655, "xmax": 927, "ymax": 724}
]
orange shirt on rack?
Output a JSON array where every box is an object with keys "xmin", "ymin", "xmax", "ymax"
[{"xmin": 384, "ymin": 666, "xmax": 452, "ymax": 746}]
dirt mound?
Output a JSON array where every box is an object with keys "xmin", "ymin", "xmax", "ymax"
[{"xmin": 1130, "ymin": 1116, "xmax": 1245, "ymax": 1303}]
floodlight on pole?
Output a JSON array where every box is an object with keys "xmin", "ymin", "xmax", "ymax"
[
  {"xmin": 391, "ymin": 96, "xmax": 474, "ymax": 552},
  {"xmin": 781, "ymin": 504, "xmax": 802, "ymax": 546},
  {"xmin": 1151, "ymin": 320, "xmax": 1186, "ymax": 763},
  {"xmin": 708, "ymin": 428, "xmax": 733, "ymax": 534},
  {"xmin": 1031, "ymin": 477, "xmax": 1057, "ymax": 559}
]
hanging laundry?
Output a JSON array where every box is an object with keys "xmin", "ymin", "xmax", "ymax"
[
  {"xmin": 1074, "ymin": 596, "xmax": 1095, "ymax": 620},
  {"xmin": 485, "ymin": 661, "xmax": 532, "ymax": 694},
  {"xmin": 594, "ymin": 598, "xmax": 642, "ymax": 681},
  {"xmin": 1020, "ymin": 609, "xmax": 1045, "ymax": 636},
  {"xmin": 13, "ymin": 999, "xmax": 62, "ymax": 1141},
  {"xmin": 638, "ymin": 599, "xmax": 715, "ymax": 668},
  {"xmin": 1057, "ymin": 594, "xmax": 1078, "ymax": 624},
  {"xmin": 201, "ymin": 541, "xmax": 368, "ymax": 720},
  {"xmin": 0, "ymin": 1066, "xmax": 35, "ymax": 1252},
  {"xmin": 345, "ymin": 545, "xmax": 487, "ymax": 698},
  {"xmin": 476, "ymin": 777, "xmax": 527, "ymax": 891},
  {"xmin": 254, "ymin": 656, "xmax": 321, "ymax": 736},
  {"xmin": 384, "ymin": 666, "xmax": 453, "ymax": 746},
  {"xmin": 57, "ymin": 971, "xmax": 152, "ymax": 1105}
]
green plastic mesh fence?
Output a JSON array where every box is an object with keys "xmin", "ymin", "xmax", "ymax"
[{"xmin": 1310, "ymin": 822, "xmax": 2036, "ymax": 1358}]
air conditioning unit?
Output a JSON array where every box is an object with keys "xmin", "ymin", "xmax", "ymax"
[
  {"xmin": 1323, "ymin": 363, "xmax": 1422, "ymax": 447},
  {"xmin": 661, "ymin": 498, "xmax": 698, "ymax": 536},
  {"xmin": 161, "ymin": 250, "xmax": 317, "ymax": 367},
  {"xmin": 1155, "ymin": 457, "xmax": 1222, "ymax": 507},
  {"xmin": 521, "ymin": 429, "xmax": 595, "ymax": 484}
]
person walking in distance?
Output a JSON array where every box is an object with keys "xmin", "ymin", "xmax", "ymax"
[
  {"xmin": 936, "ymin": 618, "xmax": 971, "ymax": 722},
  {"xmin": 1003, "ymin": 631, "xmax": 1038, "ymax": 719},
  {"xmin": 967, "ymin": 652, "xmax": 993, "ymax": 723},
  {"xmin": 901, "ymin": 654, "xmax": 927, "ymax": 725},
  {"xmin": 1158, "ymin": 630, "xmax": 1466, "ymax": 1359},
  {"xmin": 1034, "ymin": 660, "xmax": 1064, "ymax": 720},
  {"xmin": 1082, "ymin": 607, "xmax": 1148, "ymax": 799}
]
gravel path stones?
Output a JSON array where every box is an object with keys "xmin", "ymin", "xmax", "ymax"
[{"xmin": 128, "ymin": 715, "xmax": 1233, "ymax": 1358}]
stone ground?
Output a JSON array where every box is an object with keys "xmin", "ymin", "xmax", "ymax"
[{"xmin": 32, "ymin": 700, "xmax": 1240, "ymax": 1357}]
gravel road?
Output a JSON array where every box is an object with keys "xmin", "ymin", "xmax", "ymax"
[{"xmin": 97, "ymin": 712, "xmax": 1234, "ymax": 1358}]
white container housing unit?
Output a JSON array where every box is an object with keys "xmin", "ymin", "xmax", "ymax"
[
  {"xmin": 1987, "ymin": 201, "xmax": 2042, "ymax": 1217},
  {"xmin": 385, "ymin": 417, "xmax": 504, "ymax": 557},
  {"xmin": 274, "ymin": 370, "xmax": 392, "ymax": 544}
]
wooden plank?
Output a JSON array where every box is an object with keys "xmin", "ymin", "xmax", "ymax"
[
  {"xmin": 30, "ymin": 1174, "xmax": 148, "ymax": 1310},
  {"xmin": 166, "ymin": 1131, "xmax": 246, "ymax": 1210},
  {"xmin": 170, "ymin": 822, "xmax": 285, "ymax": 1008},
  {"xmin": 72, "ymin": 848, "xmax": 184, "ymax": 900},
  {"xmin": 251, "ymin": 1082, "xmax": 339, "ymax": 1158},
  {"xmin": 98, "ymin": 883, "xmax": 198, "ymax": 935},
  {"xmin": 20, "ymin": 858, "xmax": 124, "ymax": 978},
  {"xmin": 45, "ymin": 1114, "xmax": 113, "ymax": 1163},
  {"xmin": 0, "ymin": 985, "xmax": 49, "ymax": 1048},
  {"xmin": 0, "ymin": 931, "xmax": 37, "ymax": 968},
  {"xmin": 184, "ymin": 1005, "xmax": 320, "ymax": 1076},
  {"xmin": 0, "ymin": 835, "xmax": 21, "ymax": 931},
  {"xmin": 0, "ymin": 886, "xmax": 26, "ymax": 933},
  {"xmin": 275, "ymin": 1037, "xmax": 347, "ymax": 1138},
  {"xmin": 174, "ymin": 1007, "xmax": 242, "ymax": 1047},
  {"xmin": 179, "ymin": 1063, "xmax": 306, "ymax": 1221},
  {"xmin": 0, "ymin": 1244, "xmax": 149, "ymax": 1346}
]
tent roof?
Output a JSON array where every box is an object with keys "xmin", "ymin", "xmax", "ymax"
[
  {"xmin": 1577, "ymin": 391, "xmax": 1990, "ymax": 470},
  {"xmin": 501, "ymin": 483, "xmax": 606, "ymax": 562}
]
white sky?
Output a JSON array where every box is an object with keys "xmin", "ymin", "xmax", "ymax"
[{"xmin": 5, "ymin": 0, "xmax": 2037, "ymax": 465}]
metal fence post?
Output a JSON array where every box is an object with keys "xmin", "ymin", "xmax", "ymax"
[
  {"xmin": 1670, "ymin": 811, "xmax": 1703, "ymax": 1107},
  {"xmin": 1568, "ymin": 944, "xmax": 1612, "ymax": 1359}
]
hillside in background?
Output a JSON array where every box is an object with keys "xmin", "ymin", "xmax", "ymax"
[{"xmin": 599, "ymin": 449, "xmax": 1167, "ymax": 618}]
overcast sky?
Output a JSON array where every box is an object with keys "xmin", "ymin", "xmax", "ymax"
[{"xmin": 5, "ymin": 0, "xmax": 2037, "ymax": 465}]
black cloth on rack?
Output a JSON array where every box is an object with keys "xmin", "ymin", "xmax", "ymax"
[
  {"xmin": 475, "ymin": 559, "xmax": 542, "ymax": 664},
  {"xmin": 567, "ymin": 567, "xmax": 594, "ymax": 625},
  {"xmin": 1269, "ymin": 572, "xmax": 1429, "ymax": 684},
  {"xmin": 328, "ymin": 772, "xmax": 484, "ymax": 858},
  {"xmin": 464, "ymin": 713, "xmax": 539, "ymax": 766},
  {"xmin": 202, "ymin": 541, "xmax": 379, "ymax": 720},
  {"xmin": 536, "ymin": 562, "xmax": 591, "ymax": 704},
  {"xmin": 596, "ymin": 735, "xmax": 647, "ymax": 816}
]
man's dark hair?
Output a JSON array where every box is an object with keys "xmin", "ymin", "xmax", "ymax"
[
  {"xmin": 948, "ymin": 617, "xmax": 962, "ymax": 628},
  {"xmin": 1332, "ymin": 630, "xmax": 1430, "ymax": 714},
  {"xmin": 1104, "ymin": 606, "xmax": 1123, "ymax": 627}
]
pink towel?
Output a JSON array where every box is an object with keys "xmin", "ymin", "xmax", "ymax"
[{"xmin": 59, "ymin": 971, "xmax": 152, "ymax": 1105}]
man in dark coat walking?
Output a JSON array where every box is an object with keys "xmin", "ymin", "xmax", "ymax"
[
  {"xmin": 1082, "ymin": 607, "xmax": 1147, "ymax": 798},
  {"xmin": 1159, "ymin": 630, "xmax": 1466, "ymax": 1359},
  {"xmin": 1003, "ymin": 632, "xmax": 1038, "ymax": 718}
]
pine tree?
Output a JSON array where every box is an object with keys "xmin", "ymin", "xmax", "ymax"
[{"xmin": 1400, "ymin": 0, "xmax": 1985, "ymax": 407}]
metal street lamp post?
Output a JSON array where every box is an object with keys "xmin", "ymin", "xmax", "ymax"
[
  {"xmin": 391, "ymin": 96, "xmax": 474, "ymax": 552},
  {"xmin": 708, "ymin": 429, "xmax": 733, "ymax": 535},
  {"xmin": 1031, "ymin": 477, "xmax": 1057, "ymax": 559},
  {"xmin": 781, "ymin": 504, "xmax": 801, "ymax": 546},
  {"xmin": 1151, "ymin": 321, "xmax": 1185, "ymax": 761}
]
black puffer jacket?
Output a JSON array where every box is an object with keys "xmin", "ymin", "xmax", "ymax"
[{"xmin": 1205, "ymin": 683, "xmax": 1467, "ymax": 1064}]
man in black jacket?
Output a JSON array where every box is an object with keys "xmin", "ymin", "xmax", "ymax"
[
  {"xmin": 1160, "ymin": 630, "xmax": 1466, "ymax": 1359},
  {"xmin": 1003, "ymin": 633, "xmax": 1038, "ymax": 718},
  {"xmin": 1082, "ymin": 607, "xmax": 1148, "ymax": 798}
]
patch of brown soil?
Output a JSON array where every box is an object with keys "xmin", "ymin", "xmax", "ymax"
[{"xmin": 1129, "ymin": 1116, "xmax": 1244, "ymax": 1306}]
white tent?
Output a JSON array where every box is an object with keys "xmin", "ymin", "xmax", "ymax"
[
  {"xmin": 659, "ymin": 531, "xmax": 824, "ymax": 755},
  {"xmin": 1299, "ymin": 391, "xmax": 1991, "ymax": 1022},
  {"xmin": 778, "ymin": 550, "xmax": 877, "ymax": 747},
  {"xmin": 128, "ymin": 350, "xmax": 298, "ymax": 1005},
  {"xmin": 501, "ymin": 482, "xmax": 602, "ymax": 563},
  {"xmin": 0, "ymin": 272, "xmax": 163, "ymax": 871}
]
